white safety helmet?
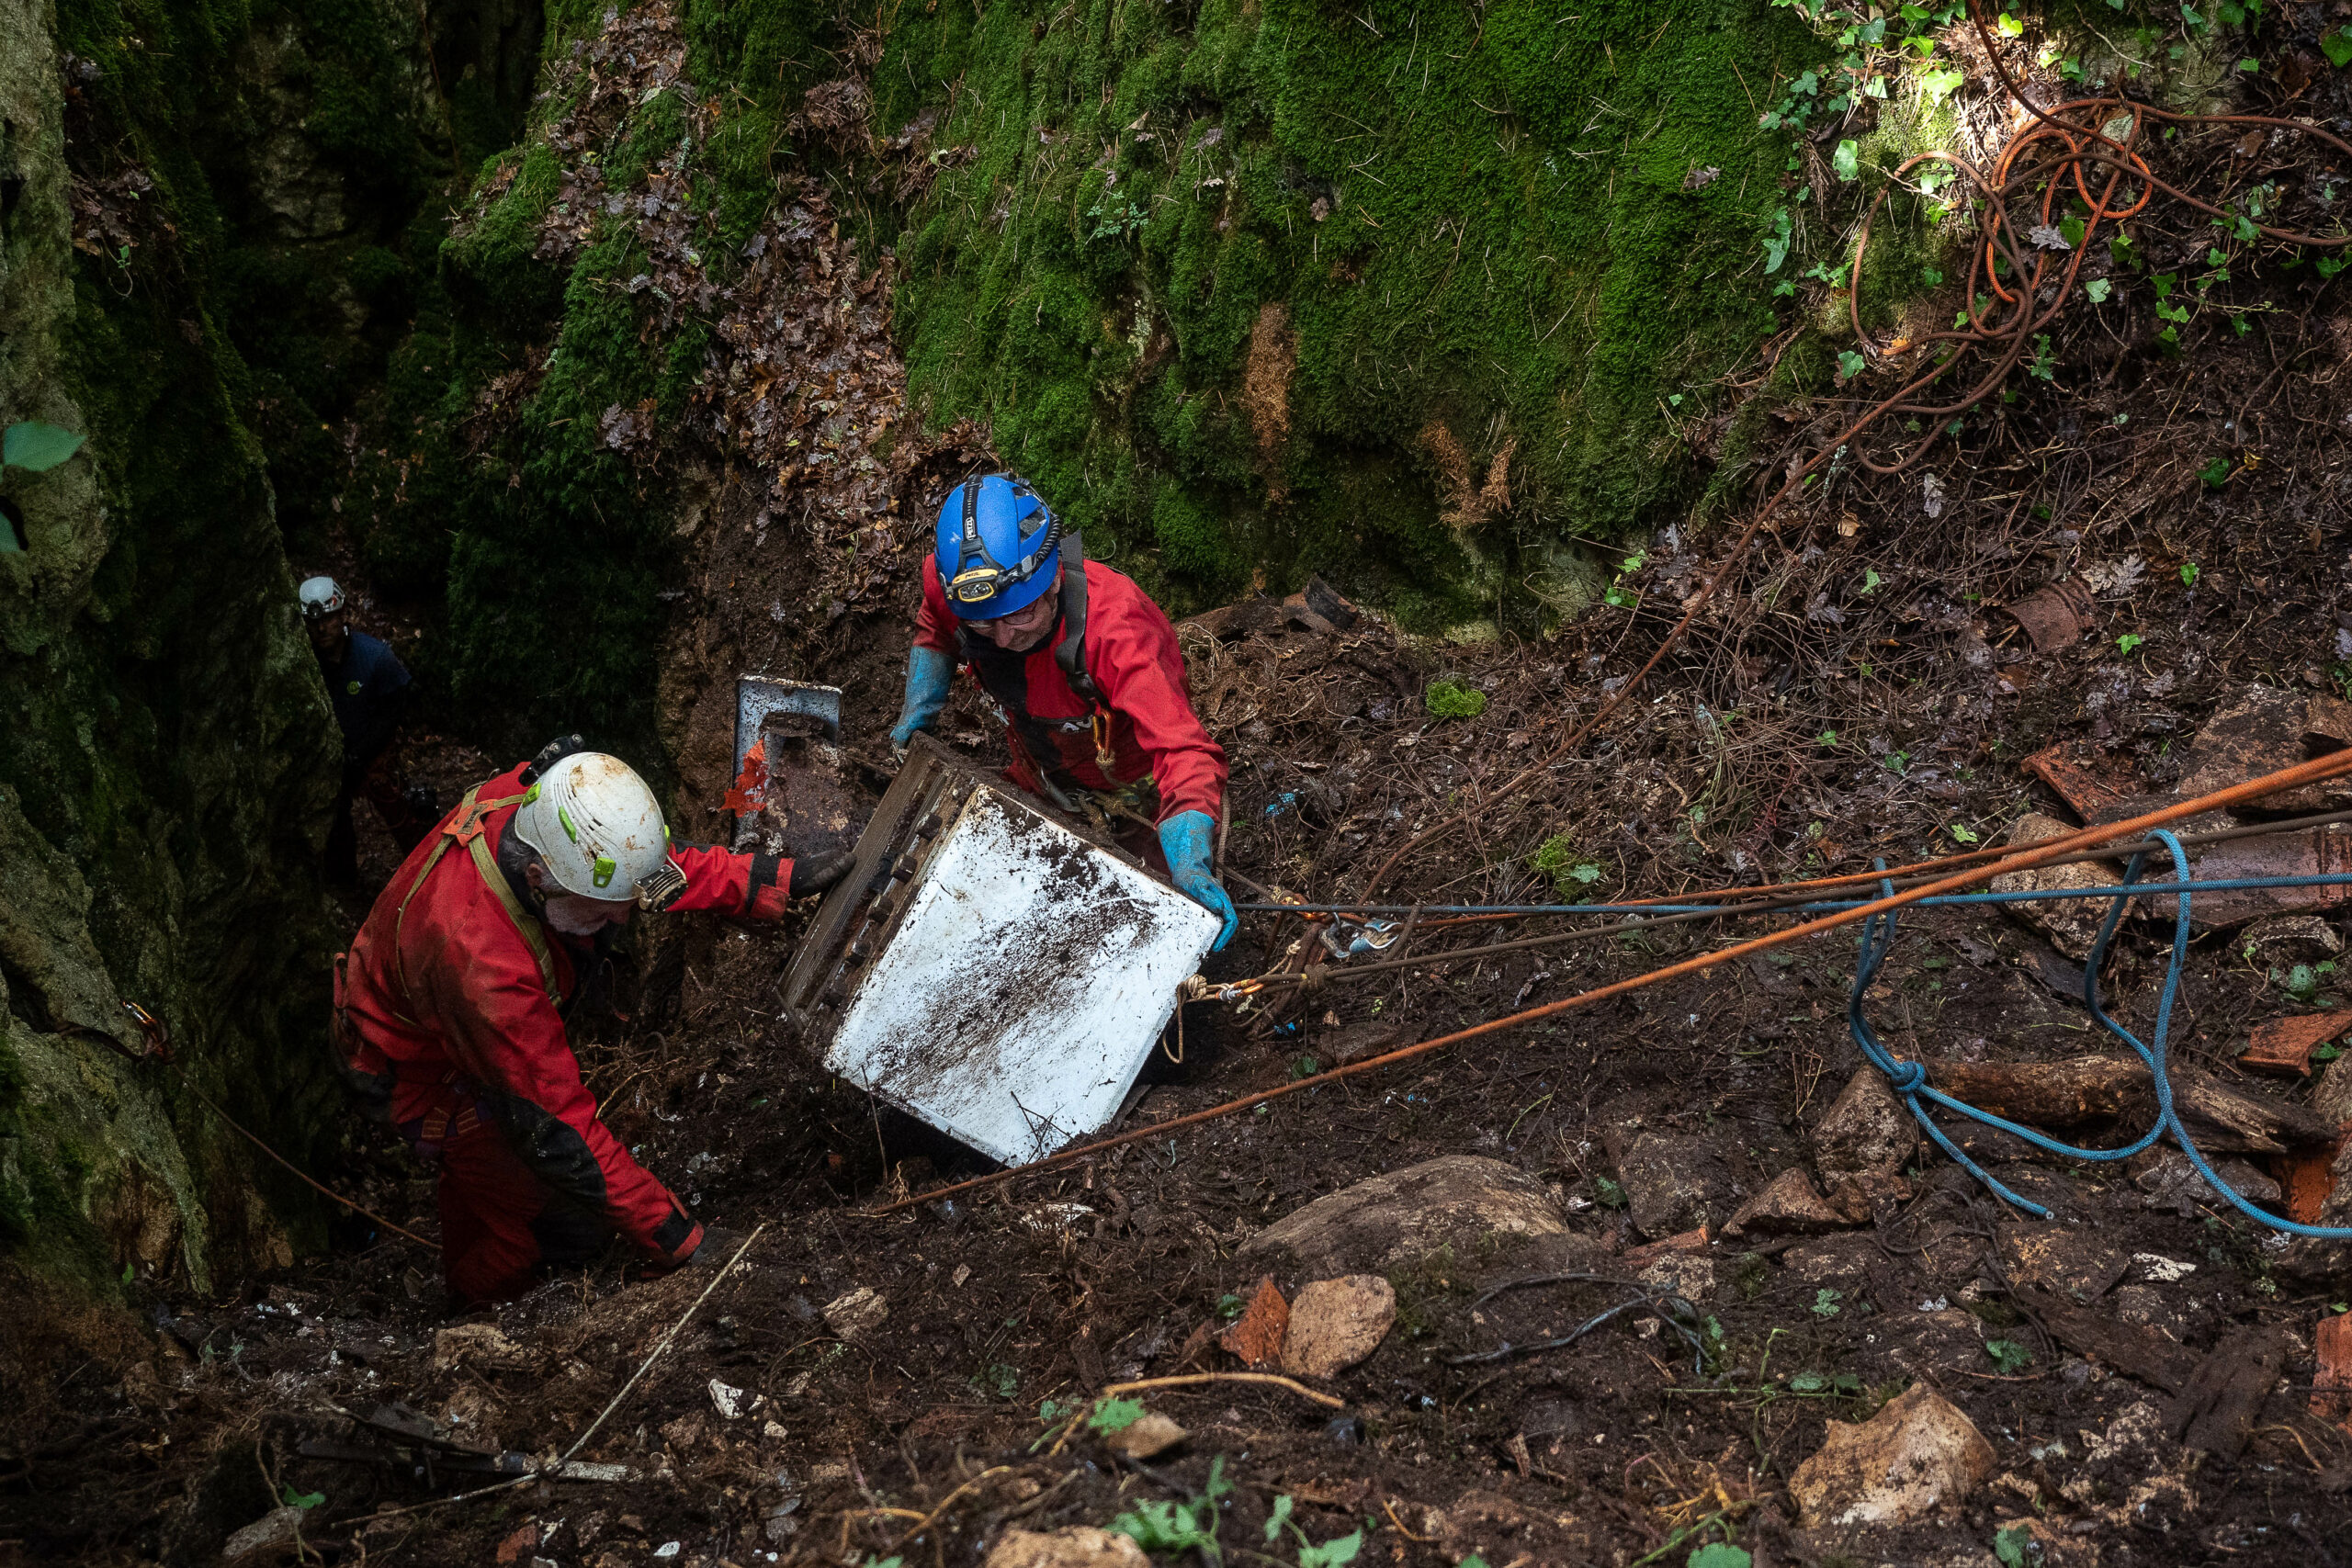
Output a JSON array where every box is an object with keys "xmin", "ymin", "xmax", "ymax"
[
  {"xmin": 299, "ymin": 576, "xmax": 346, "ymax": 620},
  {"xmin": 514, "ymin": 752, "xmax": 674, "ymax": 900}
]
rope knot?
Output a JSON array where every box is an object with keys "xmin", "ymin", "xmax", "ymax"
[{"xmin": 1884, "ymin": 1060, "xmax": 1928, "ymax": 1094}]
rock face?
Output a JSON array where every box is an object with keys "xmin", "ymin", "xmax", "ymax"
[
  {"xmin": 1788, "ymin": 1384, "xmax": 1996, "ymax": 1527},
  {"xmin": 1724, "ymin": 1168, "xmax": 1844, "ymax": 1239},
  {"xmin": 1238, "ymin": 1156, "xmax": 1570, "ymax": 1278},
  {"xmin": 1812, "ymin": 1067, "xmax": 1917, "ymax": 1217},
  {"xmin": 3, "ymin": 0, "xmax": 350, "ymax": 1294}
]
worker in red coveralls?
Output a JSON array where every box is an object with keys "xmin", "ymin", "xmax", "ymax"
[
  {"xmin": 887, "ymin": 472, "xmax": 1236, "ymax": 949},
  {"xmin": 334, "ymin": 737, "xmax": 851, "ymax": 1304}
]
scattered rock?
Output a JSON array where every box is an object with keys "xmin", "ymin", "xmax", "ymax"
[
  {"xmin": 2312, "ymin": 1311, "xmax": 2352, "ymax": 1433},
  {"xmin": 433, "ymin": 1323, "xmax": 527, "ymax": 1372},
  {"xmin": 1788, "ymin": 1384, "xmax": 1996, "ymax": 1526},
  {"xmin": 1237, "ymin": 1156, "xmax": 1569, "ymax": 1278},
  {"xmin": 2108, "ymin": 1284, "xmax": 2191, "ymax": 1341},
  {"xmin": 1614, "ymin": 1134, "xmax": 1723, "ymax": 1238},
  {"xmin": 822, "ymin": 1286, "xmax": 888, "ymax": 1342},
  {"xmin": 1218, "ymin": 1277, "xmax": 1289, "ymax": 1368},
  {"xmin": 1780, "ymin": 1235, "xmax": 1881, "ymax": 1282},
  {"xmin": 2132, "ymin": 1147, "xmax": 2281, "ymax": 1216},
  {"xmin": 1995, "ymin": 1225, "xmax": 2129, "ymax": 1302},
  {"xmin": 222, "ymin": 1507, "xmax": 305, "ymax": 1563},
  {"xmin": 494, "ymin": 1523, "xmax": 539, "ymax": 1565},
  {"xmin": 1724, "ymin": 1168, "xmax": 1846, "ymax": 1239},
  {"xmin": 1279, "ymin": 1275, "xmax": 1396, "ymax": 1378},
  {"xmin": 982, "ymin": 1528, "xmax": 1149, "ymax": 1568},
  {"xmin": 2176, "ymin": 684, "xmax": 2352, "ymax": 817},
  {"xmin": 1812, "ymin": 1068, "xmax": 1917, "ymax": 1187},
  {"xmin": 1103, "ymin": 1411, "xmax": 1188, "ymax": 1461},
  {"xmin": 1635, "ymin": 1252, "xmax": 1715, "ymax": 1302},
  {"xmin": 1987, "ymin": 813, "xmax": 2117, "ymax": 960},
  {"xmin": 2237, "ymin": 913, "xmax": 2344, "ymax": 967},
  {"xmin": 708, "ymin": 1378, "xmax": 745, "ymax": 1418}
]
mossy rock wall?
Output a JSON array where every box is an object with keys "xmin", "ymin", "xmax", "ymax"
[
  {"xmin": 873, "ymin": 0, "xmax": 1830, "ymax": 629},
  {"xmin": 0, "ymin": 0, "xmax": 448, "ymax": 1294}
]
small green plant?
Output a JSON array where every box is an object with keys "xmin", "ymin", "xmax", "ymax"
[
  {"xmin": 1530, "ymin": 832, "xmax": 1606, "ymax": 899},
  {"xmin": 1264, "ymin": 1495, "xmax": 1365, "ymax": 1566},
  {"xmin": 1948, "ymin": 823, "xmax": 1979, "ymax": 845},
  {"xmin": 1084, "ymin": 190, "xmax": 1148, "ymax": 243},
  {"xmin": 1111, "ymin": 1455, "xmax": 1235, "ymax": 1560},
  {"xmin": 1216, "ymin": 1292, "xmax": 1248, "ymax": 1321},
  {"xmin": 1984, "ymin": 1338, "xmax": 2033, "ymax": 1373},
  {"xmin": 1603, "ymin": 551, "xmax": 1646, "ymax": 608},
  {"xmin": 1811, "ymin": 1288, "xmax": 1843, "ymax": 1318},
  {"xmin": 2198, "ymin": 457, "xmax": 2231, "ymax": 488},
  {"xmin": 1993, "ymin": 1525, "xmax": 2034, "ymax": 1568},
  {"xmin": 974, "ymin": 1362, "xmax": 1020, "ymax": 1399},
  {"xmin": 1688, "ymin": 1546, "xmax": 1753, "ymax": 1568},
  {"xmin": 2179, "ymin": 561, "xmax": 2199, "ymax": 587},
  {"xmin": 2116, "ymin": 632, "xmax": 2144, "ymax": 656},
  {"xmin": 1816, "ymin": 728, "xmax": 1838, "ymax": 746},
  {"xmin": 1088, "ymin": 1397, "xmax": 1146, "ymax": 1435},
  {"xmin": 2324, "ymin": 29, "xmax": 2352, "ymax": 68},
  {"xmin": 2025, "ymin": 334, "xmax": 2057, "ymax": 380},
  {"xmin": 1838, "ymin": 349, "xmax": 1867, "ymax": 379},
  {"xmin": 1594, "ymin": 1176, "xmax": 1628, "ymax": 1210},
  {"xmin": 1424, "ymin": 680, "xmax": 1487, "ymax": 719},
  {"xmin": 2084, "ymin": 277, "xmax": 2112, "ymax": 303},
  {"xmin": 282, "ymin": 1487, "xmax": 325, "ymax": 1510}
]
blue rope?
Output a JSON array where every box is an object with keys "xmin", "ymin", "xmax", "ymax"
[{"xmin": 1849, "ymin": 829, "xmax": 2351, "ymax": 1237}]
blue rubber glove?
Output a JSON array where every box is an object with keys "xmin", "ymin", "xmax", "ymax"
[
  {"xmin": 1159, "ymin": 809, "xmax": 1238, "ymax": 952},
  {"xmin": 889, "ymin": 645, "xmax": 956, "ymax": 758}
]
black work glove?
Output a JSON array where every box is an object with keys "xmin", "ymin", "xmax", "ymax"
[
  {"xmin": 685, "ymin": 1225, "xmax": 752, "ymax": 1269},
  {"xmin": 519, "ymin": 733, "xmax": 588, "ymax": 785},
  {"xmin": 788, "ymin": 850, "xmax": 854, "ymax": 898}
]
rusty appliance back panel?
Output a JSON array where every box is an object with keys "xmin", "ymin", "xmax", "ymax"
[{"xmin": 780, "ymin": 737, "xmax": 1217, "ymax": 1167}]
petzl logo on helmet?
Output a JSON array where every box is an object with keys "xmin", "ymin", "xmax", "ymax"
[{"xmin": 938, "ymin": 475, "xmax": 1061, "ymax": 617}]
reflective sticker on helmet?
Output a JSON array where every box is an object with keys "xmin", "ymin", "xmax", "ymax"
[
  {"xmin": 524, "ymin": 782, "xmax": 540, "ymax": 805},
  {"xmin": 558, "ymin": 805, "xmax": 579, "ymax": 842},
  {"xmin": 345, "ymin": 680, "xmax": 362, "ymax": 695},
  {"xmin": 593, "ymin": 854, "xmax": 616, "ymax": 888}
]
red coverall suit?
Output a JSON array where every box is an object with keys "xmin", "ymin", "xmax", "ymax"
[
  {"xmin": 336, "ymin": 761, "xmax": 794, "ymax": 1304},
  {"xmin": 913, "ymin": 555, "xmax": 1227, "ymax": 834}
]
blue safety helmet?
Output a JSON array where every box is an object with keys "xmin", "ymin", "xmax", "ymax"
[{"xmin": 933, "ymin": 474, "xmax": 1062, "ymax": 620}]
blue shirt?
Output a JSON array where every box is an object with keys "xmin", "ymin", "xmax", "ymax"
[{"xmin": 321, "ymin": 630, "xmax": 411, "ymax": 762}]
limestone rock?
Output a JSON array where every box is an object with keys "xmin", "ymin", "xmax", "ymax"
[
  {"xmin": 1814, "ymin": 1068, "xmax": 1915, "ymax": 1178},
  {"xmin": 1103, "ymin": 1412, "xmax": 1188, "ymax": 1461},
  {"xmin": 1987, "ymin": 812, "xmax": 2116, "ymax": 960},
  {"xmin": 2237, "ymin": 913, "xmax": 2344, "ymax": 968},
  {"xmin": 1614, "ymin": 1134, "xmax": 1723, "ymax": 1239},
  {"xmin": 2132, "ymin": 1147, "xmax": 2281, "ymax": 1217},
  {"xmin": 822, "ymin": 1286, "xmax": 888, "ymax": 1342},
  {"xmin": 983, "ymin": 1528, "xmax": 1150, "ymax": 1568},
  {"xmin": 223, "ymin": 1507, "xmax": 306, "ymax": 1563},
  {"xmin": 1724, "ymin": 1168, "xmax": 1846, "ymax": 1239},
  {"xmin": 1279, "ymin": 1275, "xmax": 1396, "ymax": 1378},
  {"xmin": 1788, "ymin": 1384, "xmax": 1996, "ymax": 1526},
  {"xmin": 1995, "ymin": 1225, "xmax": 2129, "ymax": 1302},
  {"xmin": 2177, "ymin": 685, "xmax": 2352, "ymax": 817},
  {"xmin": 1238, "ymin": 1156, "xmax": 1568, "ymax": 1277}
]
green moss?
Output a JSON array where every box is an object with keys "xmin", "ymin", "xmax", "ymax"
[
  {"xmin": 875, "ymin": 0, "xmax": 1835, "ymax": 618},
  {"xmin": 1422, "ymin": 679, "xmax": 1487, "ymax": 720}
]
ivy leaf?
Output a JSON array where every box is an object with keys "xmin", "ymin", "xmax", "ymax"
[
  {"xmin": 1832, "ymin": 140, "xmax": 1860, "ymax": 182},
  {"xmin": 2199, "ymin": 458, "xmax": 2231, "ymax": 488},
  {"xmin": 282, "ymin": 1488, "xmax": 326, "ymax": 1511},
  {"xmin": 1688, "ymin": 1548, "xmax": 1754, "ymax": 1568},
  {"xmin": 2084, "ymin": 277, "xmax": 2112, "ymax": 303},
  {"xmin": 1838, "ymin": 350, "xmax": 1867, "ymax": 379},
  {"xmin": 1087, "ymin": 1397, "xmax": 1147, "ymax": 1434},
  {"xmin": 1921, "ymin": 66, "xmax": 1965, "ymax": 103},
  {"xmin": 1298, "ymin": 1530, "xmax": 1364, "ymax": 1568},
  {"xmin": 1996, "ymin": 11, "xmax": 2025, "ymax": 38},
  {"xmin": 2, "ymin": 421, "xmax": 85, "ymax": 474},
  {"xmin": 2324, "ymin": 30, "xmax": 2352, "ymax": 68}
]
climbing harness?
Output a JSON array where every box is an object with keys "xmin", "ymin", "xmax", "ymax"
[{"xmin": 393, "ymin": 783, "xmax": 560, "ymax": 1013}]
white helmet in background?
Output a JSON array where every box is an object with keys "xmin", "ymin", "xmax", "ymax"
[
  {"xmin": 299, "ymin": 576, "xmax": 345, "ymax": 620},
  {"xmin": 514, "ymin": 752, "xmax": 673, "ymax": 900}
]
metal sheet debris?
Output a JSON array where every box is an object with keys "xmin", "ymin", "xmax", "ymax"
[{"xmin": 781, "ymin": 738, "xmax": 1217, "ymax": 1166}]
